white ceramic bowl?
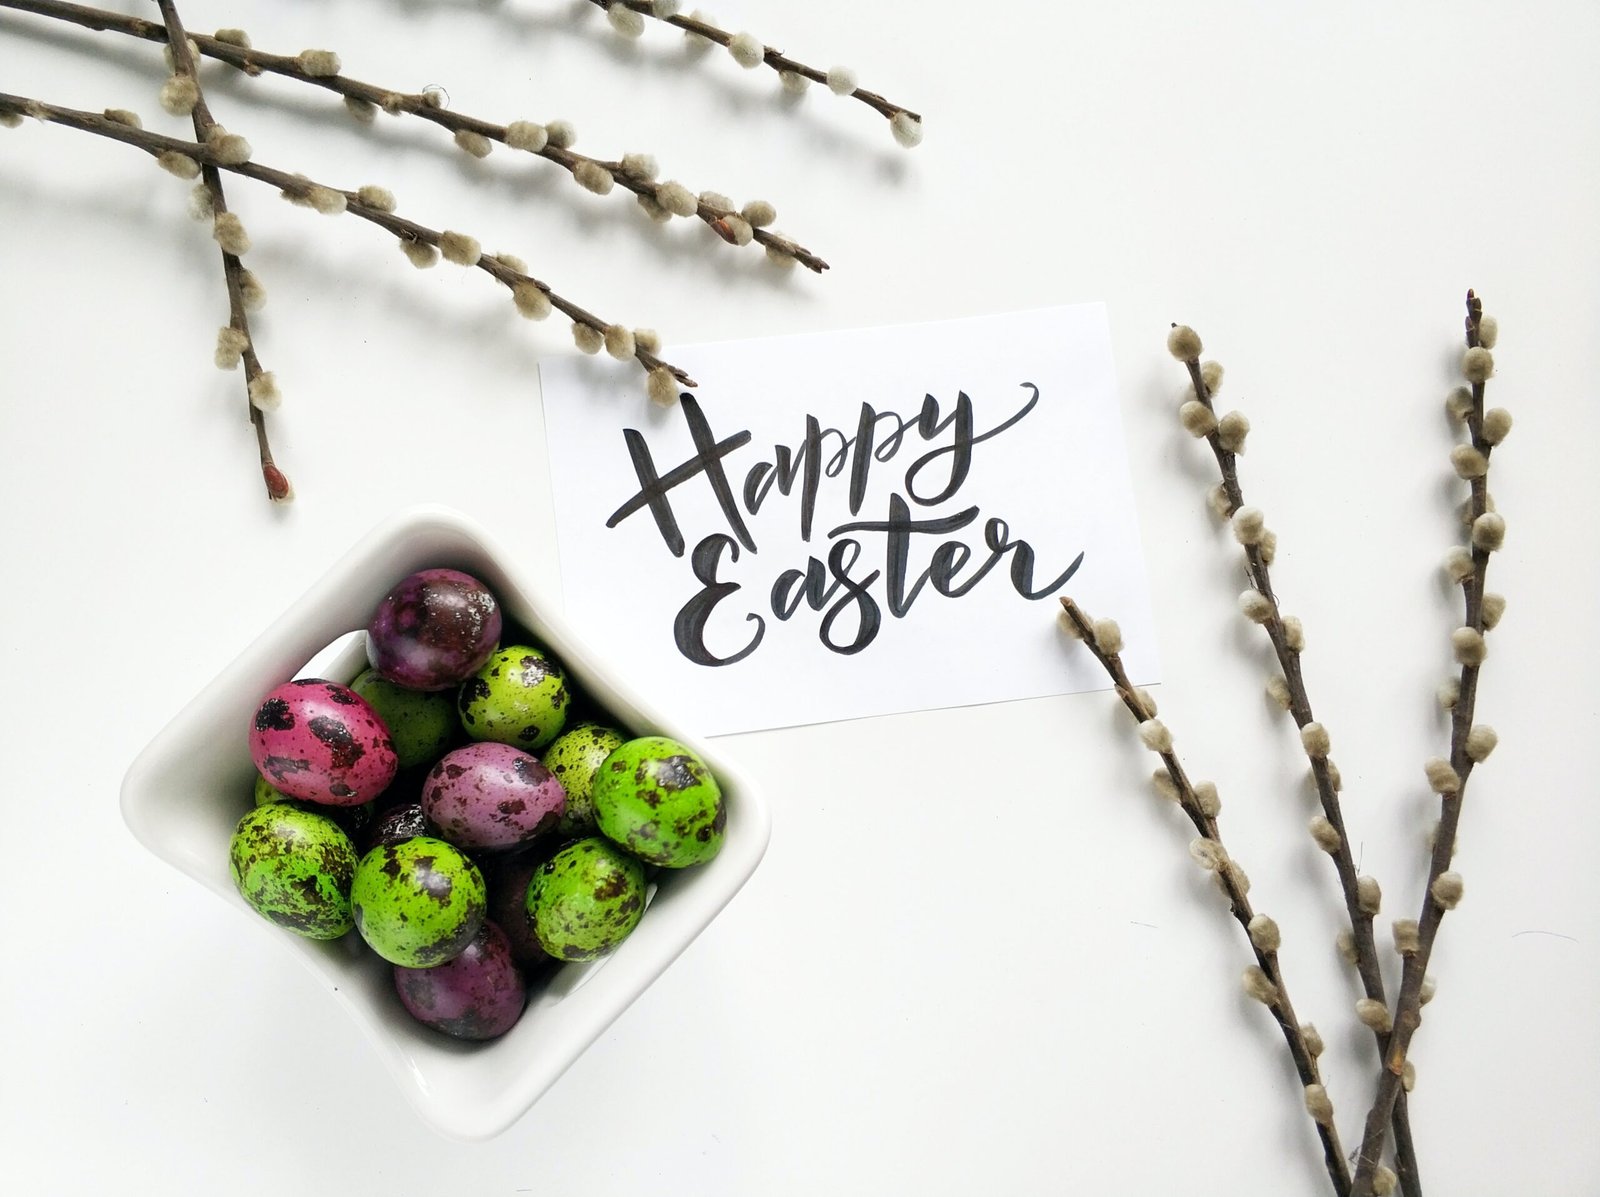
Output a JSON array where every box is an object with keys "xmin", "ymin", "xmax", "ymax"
[{"xmin": 120, "ymin": 505, "xmax": 771, "ymax": 1140}]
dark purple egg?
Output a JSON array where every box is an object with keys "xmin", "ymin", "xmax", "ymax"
[
  {"xmin": 365, "ymin": 801, "xmax": 433, "ymax": 852},
  {"xmin": 367, "ymin": 569, "xmax": 501, "ymax": 692},
  {"xmin": 486, "ymin": 849, "xmax": 556, "ymax": 973},
  {"xmin": 422, "ymin": 742, "xmax": 567, "ymax": 850},
  {"xmin": 393, "ymin": 921, "xmax": 526, "ymax": 1041}
]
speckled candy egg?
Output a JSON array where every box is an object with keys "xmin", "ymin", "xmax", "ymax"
[
  {"xmin": 229, "ymin": 803, "xmax": 359, "ymax": 940},
  {"xmin": 364, "ymin": 801, "xmax": 432, "ymax": 851},
  {"xmin": 249, "ymin": 679, "xmax": 398, "ymax": 807},
  {"xmin": 393, "ymin": 921, "xmax": 527, "ymax": 1041},
  {"xmin": 351, "ymin": 837, "xmax": 487, "ymax": 967},
  {"xmin": 526, "ymin": 838, "xmax": 647, "ymax": 962},
  {"xmin": 421, "ymin": 742, "xmax": 566, "ymax": 850},
  {"xmin": 543, "ymin": 724, "xmax": 626, "ymax": 838},
  {"xmin": 367, "ymin": 568, "xmax": 501, "ymax": 691},
  {"xmin": 458, "ymin": 646, "xmax": 569, "ymax": 751},
  {"xmin": 592, "ymin": 736, "xmax": 725, "ymax": 868},
  {"xmin": 485, "ymin": 846, "xmax": 564, "ymax": 975},
  {"xmin": 253, "ymin": 775, "xmax": 293, "ymax": 807},
  {"xmin": 350, "ymin": 668, "xmax": 457, "ymax": 768}
]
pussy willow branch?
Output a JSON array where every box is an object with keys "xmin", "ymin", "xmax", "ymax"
[
  {"xmin": 1059, "ymin": 597, "xmax": 1350, "ymax": 1197},
  {"xmin": 1350, "ymin": 292, "xmax": 1503, "ymax": 1194},
  {"xmin": 151, "ymin": 0, "xmax": 287, "ymax": 500},
  {"xmin": 0, "ymin": 0, "xmax": 827, "ymax": 273},
  {"xmin": 0, "ymin": 93, "xmax": 697, "ymax": 388},
  {"xmin": 586, "ymin": 0, "xmax": 921, "ymax": 127},
  {"xmin": 1172, "ymin": 333, "xmax": 1422, "ymax": 1196}
]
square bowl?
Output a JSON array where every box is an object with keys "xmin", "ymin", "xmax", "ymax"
[{"xmin": 120, "ymin": 505, "xmax": 771, "ymax": 1140}]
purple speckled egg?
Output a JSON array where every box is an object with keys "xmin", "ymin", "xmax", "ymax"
[
  {"xmin": 367, "ymin": 569, "xmax": 501, "ymax": 691},
  {"xmin": 486, "ymin": 847, "xmax": 565, "ymax": 975},
  {"xmin": 422, "ymin": 742, "xmax": 566, "ymax": 850},
  {"xmin": 393, "ymin": 920, "xmax": 526, "ymax": 1041},
  {"xmin": 249, "ymin": 679, "xmax": 398, "ymax": 807}
]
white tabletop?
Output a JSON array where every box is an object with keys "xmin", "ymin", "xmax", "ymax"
[{"xmin": 3, "ymin": 2, "xmax": 1597, "ymax": 1193}]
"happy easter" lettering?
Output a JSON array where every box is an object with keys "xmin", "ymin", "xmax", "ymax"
[{"xmin": 605, "ymin": 385, "xmax": 1084, "ymax": 665}]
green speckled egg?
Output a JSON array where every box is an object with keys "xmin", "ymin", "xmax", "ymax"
[
  {"xmin": 350, "ymin": 667, "xmax": 457, "ymax": 769},
  {"xmin": 457, "ymin": 646, "xmax": 569, "ymax": 751},
  {"xmin": 593, "ymin": 736, "xmax": 725, "ymax": 868},
  {"xmin": 229, "ymin": 803, "xmax": 358, "ymax": 940},
  {"xmin": 350, "ymin": 836, "xmax": 487, "ymax": 967},
  {"xmin": 543, "ymin": 724, "xmax": 626, "ymax": 837},
  {"xmin": 526, "ymin": 838, "xmax": 646, "ymax": 961},
  {"xmin": 254, "ymin": 775, "xmax": 291, "ymax": 806}
]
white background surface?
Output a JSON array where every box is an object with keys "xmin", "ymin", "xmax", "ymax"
[{"xmin": 2, "ymin": 2, "xmax": 1596, "ymax": 1193}]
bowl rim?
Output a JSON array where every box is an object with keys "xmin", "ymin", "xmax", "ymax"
[{"xmin": 119, "ymin": 503, "xmax": 772, "ymax": 1140}]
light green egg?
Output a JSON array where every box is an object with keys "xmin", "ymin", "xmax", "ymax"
[
  {"xmin": 543, "ymin": 724, "xmax": 626, "ymax": 838},
  {"xmin": 350, "ymin": 667, "xmax": 457, "ymax": 769},
  {"xmin": 253, "ymin": 775, "xmax": 292, "ymax": 806},
  {"xmin": 457, "ymin": 645, "xmax": 569, "ymax": 752}
]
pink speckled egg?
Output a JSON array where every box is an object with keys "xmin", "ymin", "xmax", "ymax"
[
  {"xmin": 249, "ymin": 679, "xmax": 399, "ymax": 807},
  {"xmin": 422, "ymin": 742, "xmax": 566, "ymax": 850},
  {"xmin": 393, "ymin": 921, "xmax": 526, "ymax": 1041}
]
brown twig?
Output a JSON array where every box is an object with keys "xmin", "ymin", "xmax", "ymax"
[
  {"xmin": 1169, "ymin": 329, "xmax": 1423, "ymax": 1196},
  {"xmin": 1058, "ymin": 598, "xmax": 1351, "ymax": 1196},
  {"xmin": 150, "ymin": 0, "xmax": 287, "ymax": 501},
  {"xmin": 0, "ymin": 92, "xmax": 698, "ymax": 389},
  {"xmin": 585, "ymin": 0, "xmax": 921, "ymax": 134},
  {"xmin": 0, "ymin": 0, "xmax": 828, "ymax": 273},
  {"xmin": 1349, "ymin": 292, "xmax": 1506, "ymax": 1194}
]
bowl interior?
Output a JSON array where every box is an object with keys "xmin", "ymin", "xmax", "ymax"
[{"xmin": 120, "ymin": 506, "xmax": 771, "ymax": 1140}]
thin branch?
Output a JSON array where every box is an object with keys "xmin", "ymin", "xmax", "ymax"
[
  {"xmin": 586, "ymin": 0, "xmax": 921, "ymax": 136},
  {"xmin": 1349, "ymin": 292, "xmax": 1506, "ymax": 1194},
  {"xmin": 0, "ymin": 92, "xmax": 698, "ymax": 389},
  {"xmin": 1169, "ymin": 330, "xmax": 1423, "ymax": 1196},
  {"xmin": 0, "ymin": 0, "xmax": 828, "ymax": 272},
  {"xmin": 151, "ymin": 0, "xmax": 287, "ymax": 500},
  {"xmin": 1059, "ymin": 597, "xmax": 1351, "ymax": 1197}
]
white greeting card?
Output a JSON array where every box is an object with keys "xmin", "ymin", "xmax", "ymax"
[{"xmin": 538, "ymin": 305, "xmax": 1159, "ymax": 736}]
